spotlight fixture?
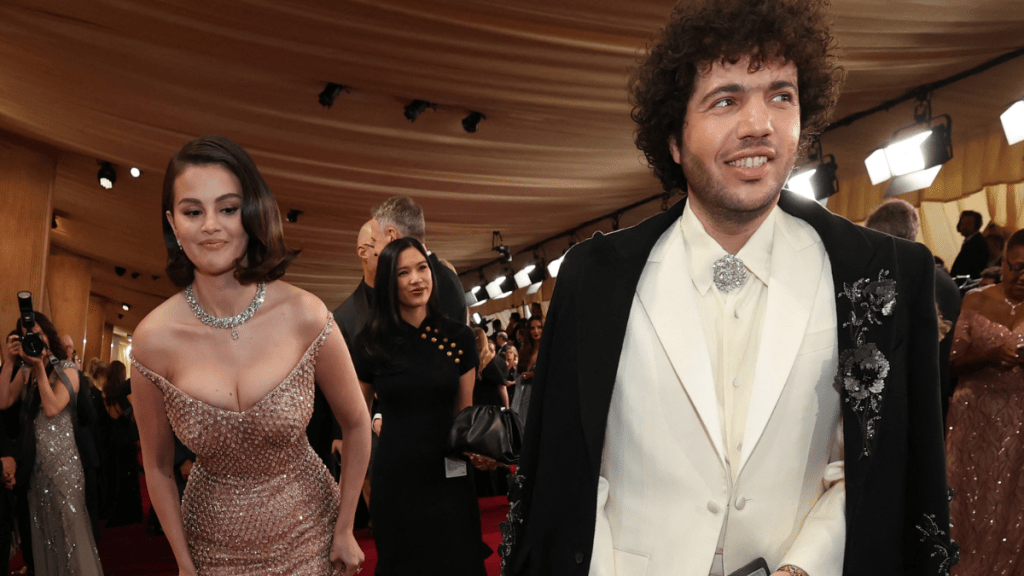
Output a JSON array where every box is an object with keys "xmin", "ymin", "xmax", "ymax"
[
  {"xmin": 97, "ymin": 162, "xmax": 117, "ymax": 189},
  {"xmin": 130, "ymin": 167, "xmax": 142, "ymax": 178},
  {"xmin": 472, "ymin": 312, "xmax": 483, "ymax": 325},
  {"xmin": 466, "ymin": 272, "xmax": 490, "ymax": 307},
  {"xmin": 786, "ymin": 139, "xmax": 839, "ymax": 201},
  {"xmin": 862, "ymin": 93, "xmax": 952, "ymax": 196},
  {"xmin": 286, "ymin": 209, "xmax": 303, "ymax": 223},
  {"xmin": 1002, "ymin": 99, "xmax": 1024, "ymax": 145},
  {"xmin": 318, "ymin": 82, "xmax": 350, "ymax": 108},
  {"xmin": 404, "ymin": 99, "xmax": 434, "ymax": 122},
  {"xmin": 114, "ymin": 266, "xmax": 126, "ymax": 277},
  {"xmin": 121, "ymin": 303, "xmax": 130, "ymax": 311},
  {"xmin": 547, "ymin": 254, "xmax": 565, "ymax": 278},
  {"xmin": 485, "ymin": 271, "xmax": 516, "ymax": 300},
  {"xmin": 492, "ymin": 231, "xmax": 512, "ymax": 262},
  {"xmin": 462, "ymin": 111, "xmax": 486, "ymax": 133},
  {"xmin": 514, "ymin": 254, "xmax": 547, "ymax": 289}
]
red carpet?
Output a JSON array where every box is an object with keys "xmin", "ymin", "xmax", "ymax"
[{"xmin": 10, "ymin": 484, "xmax": 510, "ymax": 575}]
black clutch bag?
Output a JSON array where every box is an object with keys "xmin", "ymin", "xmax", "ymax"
[{"xmin": 446, "ymin": 405, "xmax": 524, "ymax": 465}]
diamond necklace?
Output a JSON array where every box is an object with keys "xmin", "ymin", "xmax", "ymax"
[
  {"xmin": 1006, "ymin": 296, "xmax": 1024, "ymax": 315},
  {"xmin": 185, "ymin": 282, "xmax": 266, "ymax": 340}
]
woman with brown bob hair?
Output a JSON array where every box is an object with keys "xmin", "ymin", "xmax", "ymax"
[{"xmin": 131, "ymin": 135, "xmax": 370, "ymax": 576}]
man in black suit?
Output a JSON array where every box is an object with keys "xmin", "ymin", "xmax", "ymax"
[
  {"xmin": 333, "ymin": 218, "xmax": 383, "ymax": 349},
  {"xmin": 371, "ymin": 196, "xmax": 468, "ymax": 325},
  {"xmin": 864, "ymin": 198, "xmax": 961, "ymax": 426},
  {"xmin": 950, "ymin": 210, "xmax": 988, "ymax": 279},
  {"xmin": 501, "ymin": 1, "xmax": 954, "ymax": 575}
]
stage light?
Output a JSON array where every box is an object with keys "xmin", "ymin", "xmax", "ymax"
[
  {"xmin": 318, "ymin": 83, "xmax": 349, "ymax": 108},
  {"xmin": 492, "ymin": 231, "xmax": 512, "ymax": 262},
  {"xmin": 785, "ymin": 140, "xmax": 838, "ymax": 201},
  {"xmin": 472, "ymin": 313, "xmax": 482, "ymax": 325},
  {"xmin": 404, "ymin": 100, "xmax": 433, "ymax": 122},
  {"xmin": 514, "ymin": 262, "xmax": 546, "ymax": 289},
  {"xmin": 547, "ymin": 254, "xmax": 565, "ymax": 278},
  {"xmin": 862, "ymin": 94, "xmax": 952, "ymax": 195},
  {"xmin": 115, "ymin": 266, "xmax": 126, "ymax": 276},
  {"xmin": 462, "ymin": 111, "xmax": 486, "ymax": 133},
  {"xmin": 130, "ymin": 167, "xmax": 142, "ymax": 178},
  {"xmin": 286, "ymin": 209, "xmax": 302, "ymax": 223},
  {"xmin": 485, "ymin": 274, "xmax": 515, "ymax": 300},
  {"xmin": 98, "ymin": 162, "xmax": 117, "ymax": 189},
  {"xmin": 121, "ymin": 303, "xmax": 130, "ymax": 311},
  {"xmin": 886, "ymin": 165, "xmax": 943, "ymax": 197},
  {"xmin": 1002, "ymin": 100, "xmax": 1024, "ymax": 145},
  {"xmin": 864, "ymin": 149, "xmax": 891, "ymax": 185}
]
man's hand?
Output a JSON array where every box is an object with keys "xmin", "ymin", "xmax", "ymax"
[
  {"xmin": 179, "ymin": 459, "xmax": 193, "ymax": 481},
  {"xmin": 1, "ymin": 457, "xmax": 15, "ymax": 489}
]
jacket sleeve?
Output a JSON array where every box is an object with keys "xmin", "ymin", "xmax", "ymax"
[
  {"xmin": 500, "ymin": 242, "xmax": 581, "ymax": 575},
  {"xmin": 904, "ymin": 243, "xmax": 958, "ymax": 575}
]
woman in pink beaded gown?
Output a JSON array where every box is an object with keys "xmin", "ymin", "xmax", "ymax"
[
  {"xmin": 946, "ymin": 229, "xmax": 1024, "ymax": 575},
  {"xmin": 130, "ymin": 136, "xmax": 371, "ymax": 576}
]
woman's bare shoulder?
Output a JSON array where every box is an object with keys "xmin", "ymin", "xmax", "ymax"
[
  {"xmin": 267, "ymin": 281, "xmax": 330, "ymax": 339},
  {"xmin": 131, "ymin": 293, "xmax": 186, "ymax": 368},
  {"xmin": 962, "ymin": 284, "xmax": 998, "ymax": 311}
]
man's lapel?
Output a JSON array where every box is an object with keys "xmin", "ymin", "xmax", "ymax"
[
  {"xmin": 576, "ymin": 199, "xmax": 687, "ymax": 469},
  {"xmin": 637, "ymin": 223, "xmax": 726, "ymax": 464},
  {"xmin": 737, "ymin": 214, "xmax": 821, "ymax": 473}
]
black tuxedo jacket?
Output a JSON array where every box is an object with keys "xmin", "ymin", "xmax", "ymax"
[
  {"xmin": 949, "ymin": 232, "xmax": 988, "ymax": 279},
  {"xmin": 333, "ymin": 279, "xmax": 374, "ymax": 353},
  {"xmin": 502, "ymin": 191, "xmax": 954, "ymax": 576}
]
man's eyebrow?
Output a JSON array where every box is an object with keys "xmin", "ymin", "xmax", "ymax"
[
  {"xmin": 769, "ymin": 80, "xmax": 798, "ymax": 93},
  {"xmin": 699, "ymin": 83, "xmax": 743, "ymax": 104}
]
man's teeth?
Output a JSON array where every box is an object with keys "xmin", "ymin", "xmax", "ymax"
[{"xmin": 728, "ymin": 156, "xmax": 767, "ymax": 168}]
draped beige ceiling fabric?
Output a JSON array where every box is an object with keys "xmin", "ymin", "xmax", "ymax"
[{"xmin": 1, "ymin": 0, "xmax": 1023, "ymax": 330}]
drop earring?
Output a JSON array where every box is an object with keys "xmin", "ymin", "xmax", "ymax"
[{"xmin": 176, "ymin": 238, "xmax": 182, "ymax": 249}]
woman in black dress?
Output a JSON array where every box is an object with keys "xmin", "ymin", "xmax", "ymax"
[{"xmin": 353, "ymin": 237, "xmax": 486, "ymax": 576}]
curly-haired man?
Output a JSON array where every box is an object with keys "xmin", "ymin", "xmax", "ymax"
[{"xmin": 501, "ymin": 1, "xmax": 955, "ymax": 575}]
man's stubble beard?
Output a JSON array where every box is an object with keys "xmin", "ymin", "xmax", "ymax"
[{"xmin": 681, "ymin": 144, "xmax": 791, "ymax": 229}]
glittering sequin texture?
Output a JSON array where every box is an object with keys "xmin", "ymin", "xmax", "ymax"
[
  {"xmin": 132, "ymin": 318, "xmax": 341, "ymax": 575},
  {"xmin": 29, "ymin": 359, "xmax": 104, "ymax": 576}
]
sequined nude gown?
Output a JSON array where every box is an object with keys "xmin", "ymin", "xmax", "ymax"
[
  {"xmin": 28, "ymin": 359, "xmax": 104, "ymax": 576},
  {"xmin": 946, "ymin": 309, "xmax": 1024, "ymax": 575},
  {"xmin": 132, "ymin": 317, "xmax": 342, "ymax": 575}
]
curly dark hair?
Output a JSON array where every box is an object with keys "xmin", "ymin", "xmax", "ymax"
[{"xmin": 630, "ymin": 0, "xmax": 843, "ymax": 193}]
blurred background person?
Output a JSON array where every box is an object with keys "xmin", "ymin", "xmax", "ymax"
[
  {"xmin": 353, "ymin": 237, "xmax": 487, "ymax": 575},
  {"xmin": 0, "ymin": 311, "xmax": 104, "ymax": 575},
  {"xmin": 516, "ymin": 316, "xmax": 544, "ymax": 384},
  {"xmin": 99, "ymin": 360, "xmax": 143, "ymax": 528},
  {"xmin": 946, "ymin": 228, "xmax": 1024, "ymax": 575},
  {"xmin": 951, "ymin": 210, "xmax": 988, "ymax": 280},
  {"xmin": 864, "ymin": 197, "xmax": 961, "ymax": 423}
]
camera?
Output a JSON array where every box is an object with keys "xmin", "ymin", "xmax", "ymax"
[{"xmin": 16, "ymin": 291, "xmax": 45, "ymax": 358}]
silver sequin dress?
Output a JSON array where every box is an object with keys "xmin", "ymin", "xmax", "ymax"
[
  {"xmin": 131, "ymin": 317, "xmax": 342, "ymax": 575},
  {"xmin": 28, "ymin": 359, "xmax": 104, "ymax": 576}
]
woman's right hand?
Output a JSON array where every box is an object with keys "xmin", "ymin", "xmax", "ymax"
[{"xmin": 985, "ymin": 343, "xmax": 1023, "ymax": 367}]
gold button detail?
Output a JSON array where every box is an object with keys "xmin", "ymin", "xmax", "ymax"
[
  {"xmin": 421, "ymin": 334, "xmax": 427, "ymax": 339},
  {"xmin": 431, "ymin": 337, "xmax": 437, "ymax": 342},
  {"xmin": 447, "ymin": 351, "xmax": 452, "ymax": 356},
  {"xmin": 443, "ymin": 337, "xmax": 449, "ymax": 342},
  {"xmin": 450, "ymin": 343, "xmax": 456, "ymax": 348},
  {"xmin": 424, "ymin": 326, "xmax": 430, "ymax": 332},
  {"xmin": 455, "ymin": 358, "xmax": 460, "ymax": 364},
  {"xmin": 438, "ymin": 345, "xmax": 444, "ymax": 350},
  {"xmin": 458, "ymin": 350, "xmax": 463, "ymax": 355}
]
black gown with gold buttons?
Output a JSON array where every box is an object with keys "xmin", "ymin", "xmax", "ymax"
[{"xmin": 353, "ymin": 315, "xmax": 486, "ymax": 576}]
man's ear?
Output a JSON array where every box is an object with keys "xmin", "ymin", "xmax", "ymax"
[{"xmin": 668, "ymin": 133, "xmax": 682, "ymax": 165}]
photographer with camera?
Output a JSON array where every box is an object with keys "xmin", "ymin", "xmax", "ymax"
[{"xmin": 0, "ymin": 292, "xmax": 103, "ymax": 576}]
